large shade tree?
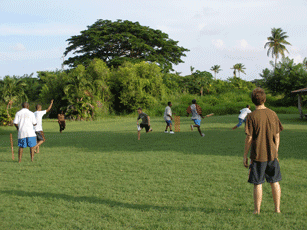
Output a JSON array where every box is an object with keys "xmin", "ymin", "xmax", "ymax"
[
  {"xmin": 264, "ymin": 28, "xmax": 291, "ymax": 67},
  {"xmin": 63, "ymin": 19, "xmax": 189, "ymax": 73}
]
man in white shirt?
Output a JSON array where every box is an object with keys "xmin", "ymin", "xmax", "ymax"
[
  {"xmin": 34, "ymin": 100, "xmax": 54, "ymax": 153},
  {"xmin": 164, "ymin": 102, "xmax": 174, "ymax": 134},
  {"xmin": 232, "ymin": 105, "xmax": 252, "ymax": 130},
  {"xmin": 14, "ymin": 102, "xmax": 37, "ymax": 162}
]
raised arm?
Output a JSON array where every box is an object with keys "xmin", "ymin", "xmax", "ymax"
[{"xmin": 46, "ymin": 99, "xmax": 54, "ymax": 113}]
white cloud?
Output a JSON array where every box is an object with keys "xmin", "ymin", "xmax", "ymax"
[
  {"xmin": 212, "ymin": 39, "xmax": 225, "ymax": 49},
  {"xmin": 12, "ymin": 43, "xmax": 26, "ymax": 51}
]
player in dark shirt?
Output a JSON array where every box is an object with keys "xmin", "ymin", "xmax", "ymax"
[
  {"xmin": 244, "ymin": 88, "xmax": 283, "ymax": 214},
  {"xmin": 137, "ymin": 107, "xmax": 152, "ymax": 140}
]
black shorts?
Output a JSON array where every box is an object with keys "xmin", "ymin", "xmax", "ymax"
[
  {"xmin": 248, "ymin": 158, "xmax": 282, "ymax": 185},
  {"xmin": 140, "ymin": 123, "xmax": 150, "ymax": 132},
  {"xmin": 35, "ymin": 131, "xmax": 45, "ymax": 142}
]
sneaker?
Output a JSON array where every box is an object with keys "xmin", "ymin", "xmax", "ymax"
[
  {"xmin": 201, "ymin": 133, "xmax": 205, "ymax": 137},
  {"xmin": 190, "ymin": 125, "xmax": 194, "ymax": 131},
  {"xmin": 164, "ymin": 131, "xmax": 168, "ymax": 133},
  {"xmin": 170, "ymin": 131, "xmax": 175, "ymax": 134}
]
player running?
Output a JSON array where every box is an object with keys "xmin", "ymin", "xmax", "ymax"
[
  {"xmin": 232, "ymin": 105, "xmax": 251, "ymax": 130},
  {"xmin": 187, "ymin": 99, "xmax": 212, "ymax": 137},
  {"xmin": 137, "ymin": 107, "xmax": 152, "ymax": 140}
]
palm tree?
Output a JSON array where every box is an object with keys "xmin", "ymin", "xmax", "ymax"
[
  {"xmin": 190, "ymin": 66, "xmax": 195, "ymax": 74},
  {"xmin": 231, "ymin": 63, "xmax": 246, "ymax": 78},
  {"xmin": 210, "ymin": 65, "xmax": 222, "ymax": 80},
  {"xmin": 264, "ymin": 28, "xmax": 291, "ymax": 67},
  {"xmin": 235, "ymin": 63, "xmax": 246, "ymax": 78},
  {"xmin": 231, "ymin": 64, "xmax": 238, "ymax": 77}
]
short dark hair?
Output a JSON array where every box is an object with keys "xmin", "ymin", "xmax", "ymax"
[
  {"xmin": 251, "ymin": 88, "xmax": 266, "ymax": 106},
  {"xmin": 192, "ymin": 99, "xmax": 196, "ymax": 104},
  {"xmin": 22, "ymin": 102, "xmax": 29, "ymax": 108},
  {"xmin": 246, "ymin": 105, "xmax": 250, "ymax": 108},
  {"xmin": 36, "ymin": 104, "xmax": 42, "ymax": 110},
  {"xmin": 137, "ymin": 107, "xmax": 142, "ymax": 110},
  {"xmin": 167, "ymin": 102, "xmax": 172, "ymax": 106}
]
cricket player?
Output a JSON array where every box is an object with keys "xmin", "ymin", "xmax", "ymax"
[
  {"xmin": 14, "ymin": 102, "xmax": 37, "ymax": 162},
  {"xmin": 34, "ymin": 99, "xmax": 54, "ymax": 153},
  {"xmin": 187, "ymin": 99, "xmax": 205, "ymax": 137},
  {"xmin": 164, "ymin": 102, "xmax": 174, "ymax": 134},
  {"xmin": 137, "ymin": 107, "xmax": 152, "ymax": 140},
  {"xmin": 244, "ymin": 88, "xmax": 283, "ymax": 214}
]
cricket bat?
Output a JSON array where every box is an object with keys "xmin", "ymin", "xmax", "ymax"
[
  {"xmin": 205, "ymin": 113, "xmax": 214, "ymax": 117},
  {"xmin": 10, "ymin": 133, "xmax": 14, "ymax": 160}
]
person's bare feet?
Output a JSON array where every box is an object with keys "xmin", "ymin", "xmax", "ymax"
[{"xmin": 253, "ymin": 211, "xmax": 260, "ymax": 215}]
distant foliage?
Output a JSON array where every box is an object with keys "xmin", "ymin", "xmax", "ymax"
[
  {"xmin": 38, "ymin": 70, "xmax": 69, "ymax": 118},
  {"xmin": 111, "ymin": 61, "xmax": 166, "ymax": 113},
  {"xmin": 260, "ymin": 57, "xmax": 307, "ymax": 105}
]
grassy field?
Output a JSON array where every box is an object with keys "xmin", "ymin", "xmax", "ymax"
[{"xmin": 0, "ymin": 114, "xmax": 306, "ymax": 229}]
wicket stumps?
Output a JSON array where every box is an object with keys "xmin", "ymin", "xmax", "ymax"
[
  {"xmin": 174, "ymin": 116, "xmax": 180, "ymax": 132},
  {"xmin": 10, "ymin": 133, "xmax": 14, "ymax": 160}
]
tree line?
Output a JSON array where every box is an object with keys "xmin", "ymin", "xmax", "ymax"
[{"xmin": 0, "ymin": 20, "xmax": 306, "ymax": 125}]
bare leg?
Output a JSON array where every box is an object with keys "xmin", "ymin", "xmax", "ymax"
[
  {"xmin": 165, "ymin": 124, "xmax": 169, "ymax": 131},
  {"xmin": 193, "ymin": 125, "xmax": 202, "ymax": 136},
  {"xmin": 30, "ymin": 147, "xmax": 35, "ymax": 162},
  {"xmin": 34, "ymin": 140, "xmax": 44, "ymax": 153},
  {"xmin": 254, "ymin": 184, "xmax": 262, "ymax": 214},
  {"xmin": 18, "ymin": 148, "xmax": 23, "ymax": 163},
  {"xmin": 138, "ymin": 130, "xmax": 141, "ymax": 140},
  {"xmin": 270, "ymin": 182, "xmax": 281, "ymax": 213}
]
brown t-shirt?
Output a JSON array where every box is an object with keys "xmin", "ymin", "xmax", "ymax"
[{"xmin": 245, "ymin": 108, "xmax": 283, "ymax": 162}]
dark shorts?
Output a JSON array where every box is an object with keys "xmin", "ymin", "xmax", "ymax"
[
  {"xmin": 59, "ymin": 121, "xmax": 66, "ymax": 131},
  {"xmin": 248, "ymin": 158, "xmax": 282, "ymax": 185},
  {"xmin": 140, "ymin": 123, "xmax": 150, "ymax": 132},
  {"xmin": 165, "ymin": 120, "xmax": 172, "ymax": 126},
  {"xmin": 35, "ymin": 131, "xmax": 45, "ymax": 142}
]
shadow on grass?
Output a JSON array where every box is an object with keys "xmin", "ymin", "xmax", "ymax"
[
  {"xmin": 1, "ymin": 190, "xmax": 219, "ymax": 214},
  {"xmin": 33, "ymin": 126, "xmax": 307, "ymax": 160}
]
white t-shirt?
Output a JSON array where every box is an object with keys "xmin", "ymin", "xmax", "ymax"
[
  {"xmin": 13, "ymin": 108, "xmax": 37, "ymax": 139},
  {"xmin": 34, "ymin": 110, "xmax": 47, "ymax": 131},
  {"xmin": 164, "ymin": 106, "xmax": 172, "ymax": 121},
  {"xmin": 238, "ymin": 108, "xmax": 252, "ymax": 120},
  {"xmin": 190, "ymin": 104, "xmax": 201, "ymax": 120}
]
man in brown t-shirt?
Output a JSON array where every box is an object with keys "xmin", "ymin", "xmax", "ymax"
[{"xmin": 244, "ymin": 88, "xmax": 283, "ymax": 214}]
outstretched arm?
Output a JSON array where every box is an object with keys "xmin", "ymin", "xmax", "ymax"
[{"xmin": 46, "ymin": 99, "xmax": 54, "ymax": 113}]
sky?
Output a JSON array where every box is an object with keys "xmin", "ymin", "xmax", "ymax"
[{"xmin": 1, "ymin": 0, "xmax": 307, "ymax": 81}]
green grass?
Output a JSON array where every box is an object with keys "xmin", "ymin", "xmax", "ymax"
[{"xmin": 1, "ymin": 114, "xmax": 307, "ymax": 229}]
